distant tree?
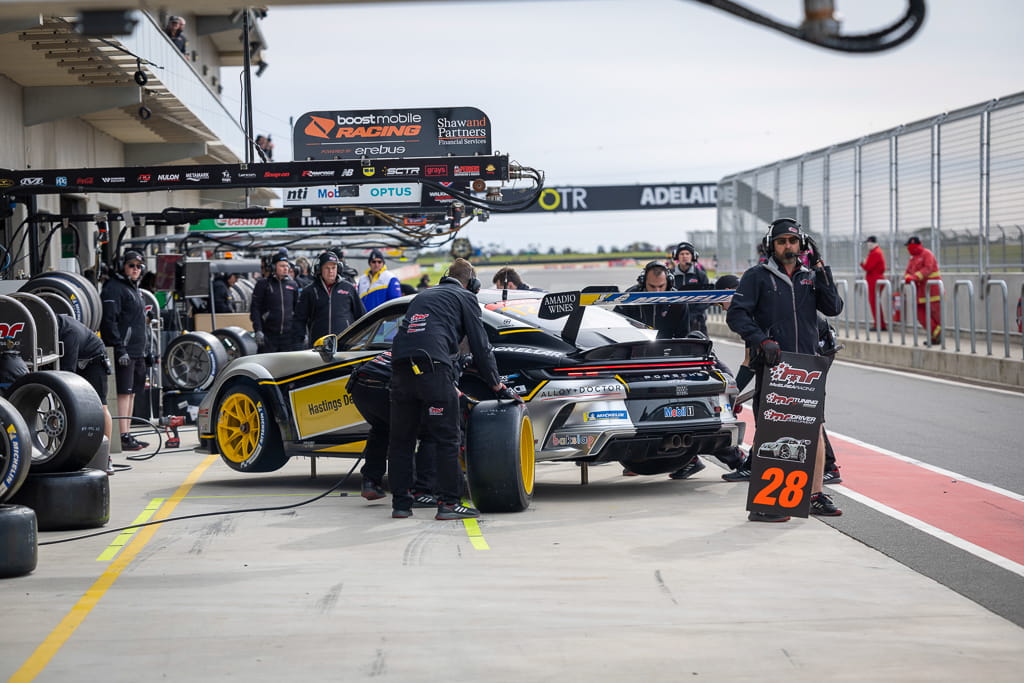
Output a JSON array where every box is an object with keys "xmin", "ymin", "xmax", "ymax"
[
  {"xmin": 561, "ymin": 246, "xmax": 573, "ymax": 255},
  {"xmin": 547, "ymin": 246, "xmax": 556, "ymax": 255},
  {"xmin": 596, "ymin": 245, "xmax": 606, "ymax": 254}
]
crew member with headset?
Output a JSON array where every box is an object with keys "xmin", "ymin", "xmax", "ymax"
[
  {"xmin": 613, "ymin": 261, "xmax": 692, "ymax": 339},
  {"xmin": 387, "ymin": 258, "xmax": 519, "ymax": 520},
  {"xmin": 671, "ymin": 241, "xmax": 710, "ymax": 334},
  {"xmin": 250, "ymin": 253, "xmax": 299, "ymax": 352},
  {"xmin": 100, "ymin": 248, "xmax": 153, "ymax": 451},
  {"xmin": 294, "ymin": 251, "xmax": 365, "ymax": 348}
]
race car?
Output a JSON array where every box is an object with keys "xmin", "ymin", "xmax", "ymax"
[
  {"xmin": 195, "ymin": 287, "xmax": 743, "ymax": 512},
  {"xmin": 757, "ymin": 437, "xmax": 810, "ymax": 463}
]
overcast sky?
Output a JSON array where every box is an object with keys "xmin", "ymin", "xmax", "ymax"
[{"xmin": 225, "ymin": 0, "xmax": 1024, "ymax": 254}]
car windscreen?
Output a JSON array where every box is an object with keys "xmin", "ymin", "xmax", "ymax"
[{"xmin": 483, "ymin": 298, "xmax": 655, "ymax": 348}]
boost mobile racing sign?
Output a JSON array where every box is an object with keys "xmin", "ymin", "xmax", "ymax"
[
  {"xmin": 746, "ymin": 352, "xmax": 831, "ymax": 519},
  {"xmin": 293, "ymin": 107, "xmax": 492, "ymax": 161}
]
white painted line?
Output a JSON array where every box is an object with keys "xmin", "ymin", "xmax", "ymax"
[{"xmin": 830, "ymin": 484, "xmax": 1024, "ymax": 579}]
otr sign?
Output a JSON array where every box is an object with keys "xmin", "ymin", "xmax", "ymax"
[
  {"xmin": 538, "ymin": 187, "xmax": 587, "ymax": 211},
  {"xmin": 516, "ymin": 182, "xmax": 718, "ymax": 213}
]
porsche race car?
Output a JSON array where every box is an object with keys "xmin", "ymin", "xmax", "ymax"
[{"xmin": 196, "ymin": 287, "xmax": 743, "ymax": 512}]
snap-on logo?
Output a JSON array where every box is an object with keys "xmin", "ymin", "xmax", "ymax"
[{"xmin": 0, "ymin": 322, "xmax": 26, "ymax": 338}]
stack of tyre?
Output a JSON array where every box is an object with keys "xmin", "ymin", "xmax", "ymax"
[
  {"xmin": 1, "ymin": 274, "xmax": 110, "ymax": 578},
  {"xmin": 162, "ymin": 326, "xmax": 257, "ymax": 422}
]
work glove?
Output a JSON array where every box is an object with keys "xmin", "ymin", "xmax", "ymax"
[
  {"xmin": 117, "ymin": 352, "xmax": 131, "ymax": 367},
  {"xmin": 254, "ymin": 331, "xmax": 265, "ymax": 345},
  {"xmin": 496, "ymin": 385, "xmax": 524, "ymax": 404},
  {"xmin": 760, "ymin": 339, "xmax": 782, "ymax": 367}
]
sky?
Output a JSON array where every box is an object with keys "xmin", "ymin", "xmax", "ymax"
[{"xmin": 224, "ymin": 0, "xmax": 1024, "ymax": 254}]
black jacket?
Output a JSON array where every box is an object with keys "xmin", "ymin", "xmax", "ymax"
[
  {"xmin": 250, "ymin": 275, "xmax": 299, "ymax": 336},
  {"xmin": 347, "ymin": 351, "xmax": 392, "ymax": 391},
  {"xmin": 726, "ymin": 258, "xmax": 844, "ymax": 356},
  {"xmin": 100, "ymin": 272, "xmax": 148, "ymax": 357},
  {"xmin": 293, "ymin": 277, "xmax": 365, "ymax": 346},
  {"xmin": 212, "ymin": 277, "xmax": 234, "ymax": 313},
  {"xmin": 613, "ymin": 284, "xmax": 693, "ymax": 339},
  {"xmin": 391, "ymin": 278, "xmax": 500, "ymax": 387},
  {"xmin": 58, "ymin": 314, "xmax": 107, "ymax": 370},
  {"xmin": 673, "ymin": 264, "xmax": 710, "ymax": 333}
]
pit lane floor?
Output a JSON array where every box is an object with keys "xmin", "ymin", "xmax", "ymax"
[{"xmin": 3, "ymin": 430, "xmax": 1023, "ymax": 682}]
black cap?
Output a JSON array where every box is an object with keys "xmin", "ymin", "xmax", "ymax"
[
  {"xmin": 318, "ymin": 251, "xmax": 340, "ymax": 269},
  {"xmin": 270, "ymin": 253, "xmax": 289, "ymax": 266},
  {"xmin": 768, "ymin": 218, "xmax": 801, "ymax": 242},
  {"xmin": 715, "ymin": 274, "xmax": 739, "ymax": 290},
  {"xmin": 905, "ymin": 236, "xmax": 922, "ymax": 246},
  {"xmin": 865, "ymin": 236, "xmax": 877, "ymax": 244},
  {"xmin": 122, "ymin": 249, "xmax": 144, "ymax": 264},
  {"xmin": 368, "ymin": 249, "xmax": 385, "ymax": 264}
]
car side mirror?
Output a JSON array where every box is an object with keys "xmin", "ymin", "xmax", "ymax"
[{"xmin": 313, "ymin": 333, "xmax": 338, "ymax": 361}]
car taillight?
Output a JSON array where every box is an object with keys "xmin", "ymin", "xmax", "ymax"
[{"xmin": 550, "ymin": 360, "xmax": 712, "ymax": 377}]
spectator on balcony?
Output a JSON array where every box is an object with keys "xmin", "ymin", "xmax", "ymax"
[
  {"xmin": 165, "ymin": 16, "xmax": 188, "ymax": 55},
  {"xmin": 256, "ymin": 135, "xmax": 274, "ymax": 161}
]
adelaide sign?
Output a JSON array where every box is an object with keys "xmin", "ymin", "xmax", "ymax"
[
  {"xmin": 503, "ymin": 183, "xmax": 718, "ymax": 212},
  {"xmin": 293, "ymin": 107, "xmax": 491, "ymax": 161}
]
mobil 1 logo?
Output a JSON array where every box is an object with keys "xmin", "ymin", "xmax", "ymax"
[{"xmin": 746, "ymin": 352, "xmax": 831, "ymax": 518}]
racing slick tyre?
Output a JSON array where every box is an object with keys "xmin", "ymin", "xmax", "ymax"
[
  {"xmin": 6, "ymin": 371, "xmax": 105, "ymax": 473},
  {"xmin": 0, "ymin": 397, "xmax": 32, "ymax": 503},
  {"xmin": 0, "ymin": 504, "xmax": 37, "ymax": 578},
  {"xmin": 19, "ymin": 274, "xmax": 97, "ymax": 331},
  {"xmin": 36, "ymin": 291, "xmax": 76, "ymax": 318},
  {"xmin": 9, "ymin": 469, "xmax": 109, "ymax": 531},
  {"xmin": 213, "ymin": 326, "xmax": 258, "ymax": 362},
  {"xmin": 620, "ymin": 455, "xmax": 692, "ymax": 476},
  {"xmin": 465, "ymin": 400, "xmax": 534, "ymax": 512},
  {"xmin": 215, "ymin": 381, "xmax": 288, "ymax": 473},
  {"xmin": 163, "ymin": 331, "xmax": 230, "ymax": 391}
]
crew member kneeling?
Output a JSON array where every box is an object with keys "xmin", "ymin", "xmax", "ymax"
[{"xmin": 387, "ymin": 258, "xmax": 514, "ymax": 520}]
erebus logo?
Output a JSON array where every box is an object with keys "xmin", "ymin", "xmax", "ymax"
[
  {"xmin": 0, "ymin": 322, "xmax": 26, "ymax": 338},
  {"xmin": 769, "ymin": 361, "xmax": 822, "ymax": 386}
]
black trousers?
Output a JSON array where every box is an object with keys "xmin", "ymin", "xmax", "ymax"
[
  {"xmin": 260, "ymin": 332, "xmax": 296, "ymax": 353},
  {"xmin": 349, "ymin": 379, "xmax": 436, "ymax": 491},
  {"xmin": 387, "ymin": 363, "xmax": 461, "ymax": 508}
]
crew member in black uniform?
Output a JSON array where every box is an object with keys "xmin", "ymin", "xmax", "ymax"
[
  {"xmin": 100, "ymin": 249, "xmax": 152, "ymax": 451},
  {"xmin": 614, "ymin": 261, "xmax": 692, "ymax": 339},
  {"xmin": 347, "ymin": 351, "xmax": 439, "ymax": 505},
  {"xmin": 671, "ymin": 241, "xmax": 710, "ymax": 334},
  {"xmin": 293, "ymin": 251, "xmax": 365, "ymax": 349},
  {"xmin": 58, "ymin": 313, "xmax": 113, "ymax": 441},
  {"xmin": 250, "ymin": 254, "xmax": 299, "ymax": 352},
  {"xmin": 387, "ymin": 258, "xmax": 516, "ymax": 520}
]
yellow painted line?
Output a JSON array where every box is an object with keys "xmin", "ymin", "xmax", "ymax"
[
  {"xmin": 497, "ymin": 328, "xmax": 540, "ymax": 335},
  {"xmin": 10, "ymin": 453, "xmax": 219, "ymax": 683},
  {"xmin": 521, "ymin": 380, "xmax": 548, "ymax": 402},
  {"xmin": 95, "ymin": 498, "xmax": 164, "ymax": 562},
  {"xmin": 462, "ymin": 518, "xmax": 489, "ymax": 550}
]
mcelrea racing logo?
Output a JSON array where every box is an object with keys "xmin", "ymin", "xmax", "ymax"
[
  {"xmin": 769, "ymin": 361, "xmax": 822, "ymax": 386},
  {"xmin": 761, "ymin": 409, "xmax": 816, "ymax": 424}
]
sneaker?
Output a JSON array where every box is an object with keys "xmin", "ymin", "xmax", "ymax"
[
  {"xmin": 411, "ymin": 491, "xmax": 439, "ymax": 508},
  {"xmin": 106, "ymin": 456, "xmax": 116, "ymax": 476},
  {"xmin": 748, "ymin": 511, "xmax": 791, "ymax": 523},
  {"xmin": 361, "ymin": 478, "xmax": 387, "ymax": 501},
  {"xmin": 669, "ymin": 456, "xmax": 706, "ymax": 480},
  {"xmin": 120, "ymin": 434, "xmax": 146, "ymax": 451},
  {"xmin": 810, "ymin": 492, "xmax": 843, "ymax": 516},
  {"xmin": 391, "ymin": 508, "xmax": 413, "ymax": 519},
  {"xmin": 823, "ymin": 468, "xmax": 843, "ymax": 485},
  {"xmin": 435, "ymin": 503, "xmax": 480, "ymax": 520},
  {"xmin": 722, "ymin": 460, "xmax": 752, "ymax": 482}
]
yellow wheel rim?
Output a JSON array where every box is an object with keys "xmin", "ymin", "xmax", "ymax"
[
  {"xmin": 520, "ymin": 415, "xmax": 535, "ymax": 494},
  {"xmin": 217, "ymin": 392, "xmax": 262, "ymax": 464}
]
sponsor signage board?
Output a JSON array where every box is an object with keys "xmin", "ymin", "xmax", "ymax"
[
  {"xmin": 746, "ymin": 352, "xmax": 831, "ymax": 519},
  {"xmin": 503, "ymin": 183, "xmax": 718, "ymax": 212},
  {"xmin": 190, "ymin": 217, "xmax": 291, "ymax": 231},
  {"xmin": 283, "ymin": 183, "xmax": 422, "ymax": 207},
  {"xmin": 293, "ymin": 107, "xmax": 491, "ymax": 161}
]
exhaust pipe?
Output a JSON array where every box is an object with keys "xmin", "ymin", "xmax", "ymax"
[{"xmin": 658, "ymin": 433, "xmax": 694, "ymax": 453}]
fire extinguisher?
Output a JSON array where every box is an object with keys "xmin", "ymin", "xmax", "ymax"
[{"xmin": 893, "ymin": 291, "xmax": 902, "ymax": 323}]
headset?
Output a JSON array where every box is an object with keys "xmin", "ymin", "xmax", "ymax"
[
  {"xmin": 112, "ymin": 248, "xmax": 147, "ymax": 275},
  {"xmin": 674, "ymin": 241, "xmax": 700, "ymax": 262},
  {"xmin": 762, "ymin": 217, "xmax": 808, "ymax": 254},
  {"xmin": 636, "ymin": 261, "xmax": 673, "ymax": 289},
  {"xmin": 442, "ymin": 266, "xmax": 481, "ymax": 294}
]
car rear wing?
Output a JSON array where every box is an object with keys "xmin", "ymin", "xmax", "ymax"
[{"xmin": 539, "ymin": 288, "xmax": 735, "ymax": 346}]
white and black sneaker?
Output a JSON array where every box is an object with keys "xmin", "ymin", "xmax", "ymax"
[
  {"xmin": 669, "ymin": 456, "xmax": 706, "ymax": 480},
  {"xmin": 435, "ymin": 503, "xmax": 480, "ymax": 520}
]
